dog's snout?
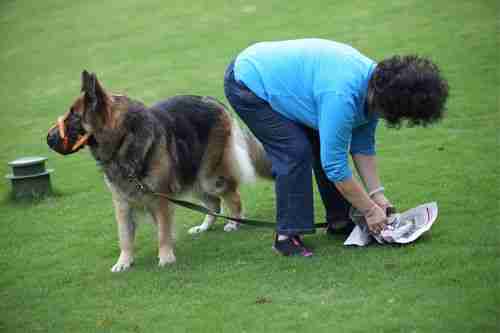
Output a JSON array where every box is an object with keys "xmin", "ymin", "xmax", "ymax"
[
  {"xmin": 47, "ymin": 128, "xmax": 65, "ymax": 154},
  {"xmin": 46, "ymin": 127, "xmax": 72, "ymax": 155},
  {"xmin": 47, "ymin": 130, "xmax": 59, "ymax": 149},
  {"xmin": 46, "ymin": 124, "xmax": 88, "ymax": 155}
]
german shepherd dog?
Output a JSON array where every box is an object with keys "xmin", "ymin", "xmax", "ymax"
[{"xmin": 47, "ymin": 71, "xmax": 271, "ymax": 272}]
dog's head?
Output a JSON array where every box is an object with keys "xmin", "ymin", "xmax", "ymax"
[{"xmin": 47, "ymin": 70, "xmax": 114, "ymax": 155}]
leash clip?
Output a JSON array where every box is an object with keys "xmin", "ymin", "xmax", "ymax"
[
  {"xmin": 129, "ymin": 174, "xmax": 146, "ymax": 192},
  {"xmin": 135, "ymin": 180, "xmax": 145, "ymax": 192}
]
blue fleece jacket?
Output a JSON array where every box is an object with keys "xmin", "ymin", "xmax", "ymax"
[{"xmin": 234, "ymin": 38, "xmax": 378, "ymax": 182}]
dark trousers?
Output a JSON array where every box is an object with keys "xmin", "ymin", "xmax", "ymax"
[{"xmin": 224, "ymin": 61, "xmax": 350, "ymax": 235}]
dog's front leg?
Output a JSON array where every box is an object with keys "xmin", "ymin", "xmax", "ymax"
[
  {"xmin": 151, "ymin": 197, "xmax": 176, "ymax": 266},
  {"xmin": 111, "ymin": 196, "xmax": 135, "ymax": 272}
]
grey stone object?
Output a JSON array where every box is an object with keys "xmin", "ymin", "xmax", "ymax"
[{"xmin": 6, "ymin": 157, "xmax": 53, "ymax": 199}]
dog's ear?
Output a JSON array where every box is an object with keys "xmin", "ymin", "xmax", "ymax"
[{"xmin": 81, "ymin": 70, "xmax": 107, "ymax": 114}]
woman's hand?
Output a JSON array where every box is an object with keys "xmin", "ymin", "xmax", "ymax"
[
  {"xmin": 371, "ymin": 192, "xmax": 393, "ymax": 212},
  {"xmin": 364, "ymin": 204, "xmax": 387, "ymax": 234}
]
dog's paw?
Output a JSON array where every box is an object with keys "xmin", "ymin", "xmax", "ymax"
[
  {"xmin": 223, "ymin": 221, "xmax": 240, "ymax": 232},
  {"xmin": 158, "ymin": 252, "xmax": 176, "ymax": 267},
  {"xmin": 110, "ymin": 258, "xmax": 134, "ymax": 273},
  {"xmin": 188, "ymin": 225, "xmax": 208, "ymax": 234}
]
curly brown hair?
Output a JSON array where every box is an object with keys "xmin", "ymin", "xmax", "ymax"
[{"xmin": 369, "ymin": 55, "xmax": 449, "ymax": 127}]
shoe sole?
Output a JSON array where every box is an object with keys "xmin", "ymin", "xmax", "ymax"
[{"xmin": 272, "ymin": 245, "xmax": 313, "ymax": 257}]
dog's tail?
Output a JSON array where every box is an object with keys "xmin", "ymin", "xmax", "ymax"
[{"xmin": 230, "ymin": 117, "xmax": 273, "ymax": 183}]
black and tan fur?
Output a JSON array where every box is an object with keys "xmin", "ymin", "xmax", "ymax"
[{"xmin": 47, "ymin": 71, "xmax": 271, "ymax": 272}]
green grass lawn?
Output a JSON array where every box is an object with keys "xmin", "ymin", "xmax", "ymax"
[{"xmin": 1, "ymin": 0, "xmax": 498, "ymax": 332}]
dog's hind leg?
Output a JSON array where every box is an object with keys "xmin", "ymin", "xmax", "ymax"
[
  {"xmin": 188, "ymin": 194, "xmax": 221, "ymax": 234},
  {"xmin": 221, "ymin": 188, "xmax": 243, "ymax": 232},
  {"xmin": 150, "ymin": 197, "xmax": 176, "ymax": 267},
  {"xmin": 111, "ymin": 197, "xmax": 136, "ymax": 272}
]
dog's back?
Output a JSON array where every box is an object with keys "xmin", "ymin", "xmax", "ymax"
[
  {"xmin": 149, "ymin": 95, "xmax": 226, "ymax": 187},
  {"xmin": 150, "ymin": 95, "xmax": 271, "ymax": 188}
]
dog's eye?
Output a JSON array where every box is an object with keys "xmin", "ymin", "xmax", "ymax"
[{"xmin": 69, "ymin": 106, "xmax": 83, "ymax": 117}]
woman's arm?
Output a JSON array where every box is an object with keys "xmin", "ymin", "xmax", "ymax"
[
  {"xmin": 334, "ymin": 176, "xmax": 373, "ymax": 212},
  {"xmin": 352, "ymin": 154, "xmax": 392, "ymax": 210},
  {"xmin": 317, "ymin": 93, "xmax": 388, "ymax": 232},
  {"xmin": 352, "ymin": 154, "xmax": 381, "ymax": 193}
]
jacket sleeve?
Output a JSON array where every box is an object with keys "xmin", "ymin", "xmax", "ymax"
[
  {"xmin": 317, "ymin": 92, "xmax": 355, "ymax": 183},
  {"xmin": 350, "ymin": 117, "xmax": 378, "ymax": 155}
]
